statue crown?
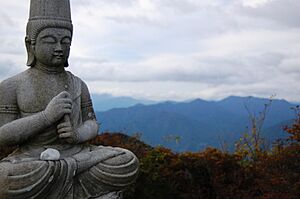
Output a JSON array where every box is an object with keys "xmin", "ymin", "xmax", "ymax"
[
  {"xmin": 26, "ymin": 0, "xmax": 73, "ymax": 67},
  {"xmin": 26, "ymin": 0, "xmax": 73, "ymax": 43},
  {"xmin": 29, "ymin": 0, "xmax": 72, "ymax": 22}
]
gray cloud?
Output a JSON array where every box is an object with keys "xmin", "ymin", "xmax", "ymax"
[
  {"xmin": 0, "ymin": 13, "xmax": 15, "ymax": 27},
  {"xmin": 0, "ymin": 59, "xmax": 24, "ymax": 80},
  {"xmin": 1, "ymin": 0, "xmax": 300, "ymax": 102},
  {"xmin": 238, "ymin": 0, "xmax": 300, "ymax": 27}
]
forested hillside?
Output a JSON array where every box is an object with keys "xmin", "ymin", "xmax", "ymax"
[
  {"xmin": 96, "ymin": 96, "xmax": 296, "ymax": 151},
  {"xmin": 1, "ymin": 109, "xmax": 299, "ymax": 198}
]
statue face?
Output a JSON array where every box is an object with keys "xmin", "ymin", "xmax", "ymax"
[{"xmin": 34, "ymin": 28, "xmax": 72, "ymax": 68}]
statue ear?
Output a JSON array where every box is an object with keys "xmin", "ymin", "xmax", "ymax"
[
  {"xmin": 25, "ymin": 36, "xmax": 36, "ymax": 67},
  {"xmin": 64, "ymin": 60, "xmax": 69, "ymax": 67}
]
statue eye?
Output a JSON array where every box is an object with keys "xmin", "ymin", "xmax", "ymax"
[
  {"xmin": 61, "ymin": 37, "xmax": 71, "ymax": 45},
  {"xmin": 41, "ymin": 36, "xmax": 56, "ymax": 43}
]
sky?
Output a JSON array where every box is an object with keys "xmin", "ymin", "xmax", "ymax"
[{"xmin": 0, "ymin": 0, "xmax": 299, "ymax": 102}]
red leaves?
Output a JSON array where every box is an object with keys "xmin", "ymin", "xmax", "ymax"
[
  {"xmin": 88, "ymin": 132, "xmax": 300, "ymax": 199},
  {"xmin": 1, "ymin": 130, "xmax": 299, "ymax": 198},
  {"xmin": 285, "ymin": 106, "xmax": 300, "ymax": 142}
]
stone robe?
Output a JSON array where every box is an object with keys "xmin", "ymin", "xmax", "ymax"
[{"xmin": 0, "ymin": 68, "xmax": 139, "ymax": 199}]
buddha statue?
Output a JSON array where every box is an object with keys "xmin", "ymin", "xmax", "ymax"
[{"xmin": 0, "ymin": 0, "xmax": 139, "ymax": 198}]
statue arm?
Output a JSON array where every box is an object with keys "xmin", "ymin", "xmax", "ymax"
[
  {"xmin": 0, "ymin": 79, "xmax": 51, "ymax": 146},
  {"xmin": 0, "ymin": 112, "xmax": 51, "ymax": 146},
  {"xmin": 0, "ymin": 76, "xmax": 73, "ymax": 146},
  {"xmin": 75, "ymin": 81, "xmax": 99, "ymax": 143},
  {"xmin": 56, "ymin": 81, "xmax": 98, "ymax": 144}
]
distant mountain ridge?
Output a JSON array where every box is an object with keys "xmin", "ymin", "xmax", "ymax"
[
  {"xmin": 91, "ymin": 93, "xmax": 156, "ymax": 111},
  {"xmin": 95, "ymin": 96, "xmax": 297, "ymax": 152}
]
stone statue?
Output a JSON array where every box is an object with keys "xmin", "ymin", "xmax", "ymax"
[{"xmin": 0, "ymin": 0, "xmax": 139, "ymax": 198}]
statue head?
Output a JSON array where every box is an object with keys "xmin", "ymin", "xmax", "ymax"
[{"xmin": 25, "ymin": 0, "xmax": 73, "ymax": 67}]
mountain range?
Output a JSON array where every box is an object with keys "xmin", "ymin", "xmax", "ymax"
[
  {"xmin": 94, "ymin": 95, "xmax": 298, "ymax": 152},
  {"xmin": 91, "ymin": 94, "xmax": 156, "ymax": 111}
]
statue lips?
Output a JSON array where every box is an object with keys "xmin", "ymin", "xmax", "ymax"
[{"xmin": 53, "ymin": 53, "xmax": 64, "ymax": 63}]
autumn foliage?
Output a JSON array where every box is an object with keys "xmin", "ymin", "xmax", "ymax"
[
  {"xmin": 0, "ymin": 117, "xmax": 300, "ymax": 198},
  {"xmin": 89, "ymin": 128, "xmax": 300, "ymax": 198},
  {"xmin": 285, "ymin": 106, "xmax": 300, "ymax": 142}
]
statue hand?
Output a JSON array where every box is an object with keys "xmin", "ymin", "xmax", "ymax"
[
  {"xmin": 57, "ymin": 120, "xmax": 78, "ymax": 144},
  {"xmin": 44, "ymin": 91, "xmax": 72, "ymax": 124}
]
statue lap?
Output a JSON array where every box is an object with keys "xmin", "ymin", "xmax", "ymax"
[
  {"xmin": 0, "ymin": 145, "xmax": 138, "ymax": 199},
  {"xmin": 0, "ymin": 71, "xmax": 139, "ymax": 198}
]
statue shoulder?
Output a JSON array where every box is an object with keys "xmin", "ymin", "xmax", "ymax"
[
  {"xmin": 65, "ymin": 71, "xmax": 91, "ymax": 99},
  {"xmin": 0, "ymin": 71, "xmax": 28, "ymax": 105},
  {"xmin": 0, "ymin": 69, "xmax": 31, "ymax": 86},
  {"xmin": 0, "ymin": 71, "xmax": 29, "ymax": 98},
  {"xmin": 66, "ymin": 71, "xmax": 84, "ymax": 83},
  {"xmin": 65, "ymin": 71, "xmax": 88, "ymax": 91}
]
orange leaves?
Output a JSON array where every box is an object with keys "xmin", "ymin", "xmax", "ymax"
[
  {"xmin": 89, "ymin": 132, "xmax": 300, "ymax": 199},
  {"xmin": 285, "ymin": 106, "xmax": 300, "ymax": 142},
  {"xmin": 88, "ymin": 132, "xmax": 152, "ymax": 158},
  {"xmin": 285, "ymin": 121, "xmax": 300, "ymax": 142},
  {"xmin": 1, "ymin": 131, "xmax": 300, "ymax": 198}
]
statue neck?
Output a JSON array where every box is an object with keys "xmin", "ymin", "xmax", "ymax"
[{"xmin": 34, "ymin": 63, "xmax": 65, "ymax": 74}]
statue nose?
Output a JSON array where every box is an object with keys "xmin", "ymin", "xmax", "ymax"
[{"xmin": 54, "ymin": 42, "xmax": 63, "ymax": 52}]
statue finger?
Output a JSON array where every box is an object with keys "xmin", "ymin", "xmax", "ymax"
[
  {"xmin": 58, "ymin": 91, "xmax": 70, "ymax": 98},
  {"xmin": 63, "ymin": 104, "xmax": 72, "ymax": 109},
  {"xmin": 62, "ymin": 108, "xmax": 72, "ymax": 114},
  {"xmin": 56, "ymin": 103, "xmax": 72, "ymax": 111},
  {"xmin": 57, "ymin": 127, "xmax": 72, "ymax": 134},
  {"xmin": 57, "ymin": 122, "xmax": 71, "ymax": 129},
  {"xmin": 58, "ymin": 98, "xmax": 72, "ymax": 105},
  {"xmin": 58, "ymin": 132, "xmax": 72, "ymax": 139},
  {"xmin": 63, "ymin": 98, "xmax": 73, "ymax": 104},
  {"xmin": 64, "ymin": 138, "xmax": 75, "ymax": 144}
]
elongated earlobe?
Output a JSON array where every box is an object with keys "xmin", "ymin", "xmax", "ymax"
[
  {"xmin": 25, "ymin": 36, "xmax": 36, "ymax": 67},
  {"xmin": 64, "ymin": 60, "xmax": 69, "ymax": 67}
]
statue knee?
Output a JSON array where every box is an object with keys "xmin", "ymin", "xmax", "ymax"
[
  {"xmin": 103, "ymin": 147, "xmax": 139, "ymax": 167},
  {"xmin": 89, "ymin": 147, "xmax": 139, "ymax": 187}
]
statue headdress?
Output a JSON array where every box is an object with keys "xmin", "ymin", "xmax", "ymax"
[{"xmin": 26, "ymin": 0, "xmax": 73, "ymax": 67}]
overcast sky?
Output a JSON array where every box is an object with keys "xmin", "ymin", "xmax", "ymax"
[{"xmin": 0, "ymin": 0, "xmax": 299, "ymax": 102}]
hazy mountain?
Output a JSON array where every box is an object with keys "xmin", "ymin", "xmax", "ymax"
[
  {"xmin": 91, "ymin": 93, "xmax": 156, "ymax": 111},
  {"xmin": 263, "ymin": 119, "xmax": 294, "ymax": 142},
  {"xmin": 218, "ymin": 96, "xmax": 295, "ymax": 127},
  {"xmin": 95, "ymin": 96, "xmax": 297, "ymax": 151}
]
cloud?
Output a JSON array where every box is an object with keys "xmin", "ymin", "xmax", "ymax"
[
  {"xmin": 0, "ymin": 58, "xmax": 24, "ymax": 80},
  {"xmin": 279, "ymin": 58, "xmax": 300, "ymax": 74},
  {"xmin": 71, "ymin": 28, "xmax": 300, "ymax": 84},
  {"xmin": 238, "ymin": 0, "xmax": 300, "ymax": 27},
  {"xmin": 68, "ymin": 0, "xmax": 300, "ymax": 101},
  {"xmin": 1, "ymin": 0, "xmax": 300, "ymax": 102},
  {"xmin": 240, "ymin": 0, "xmax": 274, "ymax": 8}
]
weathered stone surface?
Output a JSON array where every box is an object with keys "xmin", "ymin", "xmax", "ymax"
[{"xmin": 0, "ymin": 0, "xmax": 139, "ymax": 198}]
